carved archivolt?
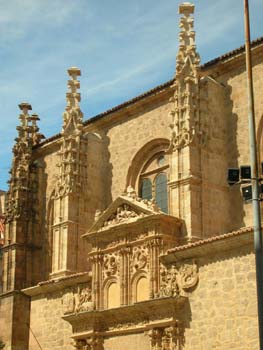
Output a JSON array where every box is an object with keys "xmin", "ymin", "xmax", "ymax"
[{"xmin": 159, "ymin": 261, "xmax": 198, "ymax": 298}]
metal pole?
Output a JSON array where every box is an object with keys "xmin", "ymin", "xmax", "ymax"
[{"xmin": 244, "ymin": 1, "xmax": 263, "ymax": 348}]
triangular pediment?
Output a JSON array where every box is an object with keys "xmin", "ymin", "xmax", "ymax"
[{"xmin": 88, "ymin": 187, "xmax": 161, "ymax": 233}]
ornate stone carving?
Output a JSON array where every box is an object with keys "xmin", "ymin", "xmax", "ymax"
[
  {"xmin": 148, "ymin": 328, "xmax": 163, "ymax": 350},
  {"xmin": 102, "ymin": 204, "xmax": 141, "ymax": 228},
  {"xmin": 168, "ymin": 3, "xmax": 207, "ymax": 152},
  {"xmin": 175, "ymin": 3, "xmax": 200, "ymax": 76},
  {"xmin": 123, "ymin": 186, "xmax": 161, "ymax": 213},
  {"xmin": 160, "ymin": 264, "xmax": 178, "ymax": 298},
  {"xmin": 147, "ymin": 323, "xmax": 185, "ymax": 350},
  {"xmin": 103, "ymin": 253, "xmax": 118, "ymax": 277},
  {"xmin": 75, "ymin": 287, "xmax": 94, "ymax": 313},
  {"xmin": 159, "ymin": 261, "xmax": 198, "ymax": 297},
  {"xmin": 132, "ymin": 246, "xmax": 148, "ymax": 272},
  {"xmin": 54, "ymin": 67, "xmax": 87, "ymax": 198},
  {"xmin": 73, "ymin": 339, "xmax": 89, "ymax": 350},
  {"xmin": 63, "ymin": 287, "xmax": 94, "ymax": 314},
  {"xmin": 86, "ymin": 335, "xmax": 104, "ymax": 350},
  {"xmin": 177, "ymin": 261, "xmax": 198, "ymax": 290},
  {"xmin": 5, "ymin": 103, "xmax": 44, "ymax": 223}
]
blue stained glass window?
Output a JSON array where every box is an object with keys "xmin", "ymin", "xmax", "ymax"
[
  {"xmin": 155, "ymin": 173, "xmax": 168, "ymax": 213},
  {"xmin": 140, "ymin": 178, "xmax": 152, "ymax": 200}
]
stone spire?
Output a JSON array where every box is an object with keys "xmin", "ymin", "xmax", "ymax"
[
  {"xmin": 5, "ymin": 103, "xmax": 44, "ymax": 223},
  {"xmin": 168, "ymin": 2, "xmax": 205, "ymax": 152},
  {"xmin": 51, "ymin": 67, "xmax": 88, "ymax": 277},
  {"xmin": 55, "ymin": 67, "xmax": 85, "ymax": 198},
  {"xmin": 62, "ymin": 67, "xmax": 83, "ymax": 135},
  {"xmin": 167, "ymin": 3, "xmax": 206, "ymax": 241},
  {"xmin": 176, "ymin": 2, "xmax": 200, "ymax": 77},
  {"xmin": 3, "ymin": 102, "xmax": 44, "ymax": 294}
]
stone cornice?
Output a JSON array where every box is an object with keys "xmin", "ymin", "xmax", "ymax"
[
  {"xmin": 22, "ymin": 272, "xmax": 91, "ymax": 297},
  {"xmin": 168, "ymin": 175, "xmax": 202, "ymax": 188},
  {"xmin": 0, "ymin": 289, "xmax": 30, "ymax": 300},
  {"xmin": 63, "ymin": 296, "xmax": 187, "ymax": 336}
]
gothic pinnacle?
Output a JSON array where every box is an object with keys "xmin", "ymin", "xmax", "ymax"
[
  {"xmin": 62, "ymin": 66, "xmax": 83, "ymax": 134},
  {"xmin": 176, "ymin": 2, "xmax": 200, "ymax": 76},
  {"xmin": 66, "ymin": 67, "xmax": 81, "ymax": 109}
]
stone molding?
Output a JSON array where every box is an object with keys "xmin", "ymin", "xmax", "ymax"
[{"xmin": 22, "ymin": 272, "xmax": 91, "ymax": 297}]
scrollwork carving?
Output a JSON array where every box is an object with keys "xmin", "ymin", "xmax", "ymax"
[{"xmin": 159, "ymin": 261, "xmax": 198, "ymax": 297}]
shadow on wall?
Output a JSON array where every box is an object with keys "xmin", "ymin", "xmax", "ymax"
[
  {"xmin": 102, "ymin": 131, "xmax": 113, "ymax": 210},
  {"xmin": 225, "ymin": 82, "xmax": 245, "ymax": 231}
]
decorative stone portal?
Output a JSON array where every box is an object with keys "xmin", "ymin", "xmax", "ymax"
[{"xmin": 63, "ymin": 189, "xmax": 198, "ymax": 350}]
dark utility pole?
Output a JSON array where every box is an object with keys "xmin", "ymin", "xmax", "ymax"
[{"xmin": 244, "ymin": 1, "xmax": 263, "ymax": 349}]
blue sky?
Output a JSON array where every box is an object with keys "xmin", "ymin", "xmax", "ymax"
[{"xmin": 0, "ymin": 0, "xmax": 262, "ymax": 190}]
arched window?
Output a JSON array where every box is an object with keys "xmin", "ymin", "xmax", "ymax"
[
  {"xmin": 140, "ymin": 178, "xmax": 152, "ymax": 200},
  {"xmin": 155, "ymin": 173, "xmax": 168, "ymax": 213},
  {"xmin": 136, "ymin": 276, "xmax": 149, "ymax": 302},
  {"xmin": 139, "ymin": 152, "xmax": 169, "ymax": 213},
  {"xmin": 107, "ymin": 282, "xmax": 120, "ymax": 309}
]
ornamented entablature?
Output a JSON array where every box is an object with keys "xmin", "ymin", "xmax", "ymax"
[{"xmin": 63, "ymin": 296, "xmax": 187, "ymax": 333}]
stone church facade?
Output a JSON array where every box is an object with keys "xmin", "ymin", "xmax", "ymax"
[{"xmin": 1, "ymin": 3, "xmax": 263, "ymax": 350}]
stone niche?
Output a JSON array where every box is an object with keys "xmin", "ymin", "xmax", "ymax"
[{"xmin": 63, "ymin": 189, "xmax": 199, "ymax": 350}]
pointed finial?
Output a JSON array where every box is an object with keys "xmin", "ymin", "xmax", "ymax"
[
  {"xmin": 19, "ymin": 102, "xmax": 32, "ymax": 114},
  {"xmin": 176, "ymin": 2, "xmax": 200, "ymax": 76},
  {"xmin": 66, "ymin": 67, "xmax": 81, "ymax": 109},
  {"xmin": 62, "ymin": 67, "xmax": 83, "ymax": 135}
]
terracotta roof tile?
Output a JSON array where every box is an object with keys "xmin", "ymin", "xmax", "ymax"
[
  {"xmin": 167, "ymin": 226, "xmax": 253, "ymax": 254},
  {"xmin": 201, "ymin": 36, "xmax": 263, "ymax": 69}
]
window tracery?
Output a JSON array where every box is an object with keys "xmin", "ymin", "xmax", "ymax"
[{"xmin": 139, "ymin": 152, "xmax": 169, "ymax": 213}]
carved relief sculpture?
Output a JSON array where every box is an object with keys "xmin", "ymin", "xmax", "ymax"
[
  {"xmin": 159, "ymin": 260, "xmax": 198, "ymax": 297},
  {"xmin": 132, "ymin": 246, "xmax": 148, "ymax": 272},
  {"xmin": 63, "ymin": 286, "xmax": 94, "ymax": 315},
  {"xmin": 103, "ymin": 254, "xmax": 118, "ymax": 277}
]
